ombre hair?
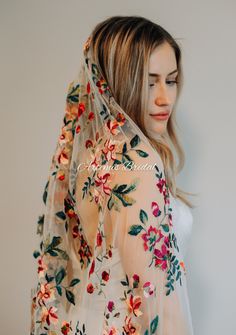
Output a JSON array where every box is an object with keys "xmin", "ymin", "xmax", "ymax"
[{"xmin": 89, "ymin": 15, "xmax": 196, "ymax": 208}]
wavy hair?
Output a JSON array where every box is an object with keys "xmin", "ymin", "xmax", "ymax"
[{"xmin": 89, "ymin": 15, "xmax": 197, "ymax": 208}]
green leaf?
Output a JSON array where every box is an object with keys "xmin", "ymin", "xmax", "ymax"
[
  {"xmin": 161, "ymin": 224, "xmax": 169, "ymax": 232},
  {"xmin": 42, "ymin": 180, "xmax": 49, "ymax": 205},
  {"xmin": 122, "ymin": 142, "xmax": 127, "ymax": 154},
  {"xmin": 135, "ymin": 149, "xmax": 149, "ymax": 157},
  {"xmin": 69, "ymin": 278, "xmax": 80, "ymax": 287},
  {"xmin": 33, "ymin": 250, "xmax": 40, "ymax": 259},
  {"xmin": 50, "ymin": 236, "xmax": 62, "ymax": 248},
  {"xmin": 130, "ymin": 134, "xmax": 140, "ymax": 148},
  {"xmin": 176, "ymin": 270, "xmax": 181, "ymax": 281},
  {"xmin": 55, "ymin": 268, "xmax": 66, "ymax": 285},
  {"xmin": 166, "ymin": 288, "xmax": 171, "ymax": 296},
  {"xmin": 56, "ymin": 285, "xmax": 62, "ymax": 296},
  {"xmin": 120, "ymin": 280, "xmax": 128, "ymax": 286},
  {"xmin": 66, "ymin": 289, "xmax": 75, "ymax": 305},
  {"xmin": 55, "ymin": 248, "xmax": 70, "ymax": 260},
  {"xmin": 115, "ymin": 184, "xmax": 128, "ymax": 193},
  {"xmin": 56, "ymin": 211, "xmax": 66, "ymax": 220},
  {"xmin": 150, "ymin": 315, "xmax": 159, "ymax": 333},
  {"xmin": 144, "ymin": 330, "xmax": 149, "ymax": 335},
  {"xmin": 128, "ymin": 225, "xmax": 144, "ymax": 236},
  {"xmin": 47, "ymin": 249, "xmax": 58, "ymax": 256},
  {"xmin": 139, "ymin": 209, "xmax": 148, "ymax": 224}
]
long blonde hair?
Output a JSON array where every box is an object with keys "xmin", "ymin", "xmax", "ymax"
[{"xmin": 89, "ymin": 15, "xmax": 197, "ymax": 208}]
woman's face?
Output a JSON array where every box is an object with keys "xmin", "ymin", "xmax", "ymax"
[{"xmin": 145, "ymin": 41, "xmax": 178, "ymax": 136}]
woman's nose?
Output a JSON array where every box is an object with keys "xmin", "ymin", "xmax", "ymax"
[{"xmin": 154, "ymin": 85, "xmax": 171, "ymax": 106}]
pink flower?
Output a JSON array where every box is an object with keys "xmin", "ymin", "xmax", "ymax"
[
  {"xmin": 141, "ymin": 226, "xmax": 158, "ymax": 251},
  {"xmin": 154, "ymin": 244, "xmax": 168, "ymax": 271},
  {"xmin": 107, "ymin": 301, "xmax": 114, "ymax": 312},
  {"xmin": 143, "ymin": 282, "xmax": 155, "ymax": 298},
  {"xmin": 151, "ymin": 201, "xmax": 161, "ymax": 217}
]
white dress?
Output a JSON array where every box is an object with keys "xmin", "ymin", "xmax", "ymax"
[{"xmin": 170, "ymin": 194, "xmax": 194, "ymax": 259}]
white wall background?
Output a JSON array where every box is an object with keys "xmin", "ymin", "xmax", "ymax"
[{"xmin": 0, "ymin": 0, "xmax": 235, "ymax": 334}]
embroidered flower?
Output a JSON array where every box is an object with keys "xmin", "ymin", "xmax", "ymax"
[
  {"xmin": 130, "ymin": 274, "xmax": 140, "ymax": 289},
  {"xmin": 151, "ymin": 201, "xmax": 161, "ymax": 217},
  {"xmin": 88, "ymin": 111, "xmax": 95, "ymax": 121},
  {"xmin": 37, "ymin": 283, "xmax": 55, "ymax": 305},
  {"xmin": 37, "ymin": 256, "xmax": 47, "ymax": 277},
  {"xmin": 125, "ymin": 294, "xmax": 143, "ymax": 317},
  {"xmin": 123, "ymin": 315, "xmax": 141, "ymax": 335},
  {"xmin": 89, "ymin": 260, "xmax": 95, "ymax": 278},
  {"xmin": 78, "ymin": 102, "xmax": 86, "ymax": 117},
  {"xmin": 103, "ymin": 325, "xmax": 119, "ymax": 335},
  {"xmin": 102, "ymin": 270, "xmax": 110, "ymax": 282},
  {"xmin": 94, "ymin": 172, "xmax": 112, "ymax": 196},
  {"xmin": 87, "ymin": 283, "xmax": 94, "ymax": 294},
  {"xmin": 141, "ymin": 226, "xmax": 158, "ymax": 251},
  {"xmin": 96, "ymin": 232, "xmax": 103, "ymax": 247},
  {"xmin": 61, "ymin": 321, "xmax": 72, "ymax": 335},
  {"xmin": 102, "ymin": 138, "xmax": 117, "ymax": 161},
  {"xmin": 40, "ymin": 306, "xmax": 58, "ymax": 326},
  {"xmin": 107, "ymin": 301, "xmax": 115, "ymax": 312},
  {"xmin": 142, "ymin": 281, "xmax": 155, "ymax": 298},
  {"xmin": 154, "ymin": 244, "xmax": 168, "ymax": 270}
]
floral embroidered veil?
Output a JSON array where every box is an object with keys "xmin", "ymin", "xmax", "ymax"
[{"xmin": 30, "ymin": 36, "xmax": 194, "ymax": 335}]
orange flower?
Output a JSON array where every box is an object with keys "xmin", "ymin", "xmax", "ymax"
[
  {"xmin": 41, "ymin": 306, "xmax": 58, "ymax": 326},
  {"xmin": 123, "ymin": 315, "xmax": 141, "ymax": 335},
  {"xmin": 180, "ymin": 261, "xmax": 186, "ymax": 274},
  {"xmin": 78, "ymin": 102, "xmax": 86, "ymax": 117},
  {"xmin": 125, "ymin": 294, "xmax": 143, "ymax": 317},
  {"xmin": 37, "ymin": 283, "xmax": 55, "ymax": 305}
]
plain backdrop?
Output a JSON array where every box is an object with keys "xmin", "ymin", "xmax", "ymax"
[{"xmin": 0, "ymin": 0, "xmax": 235, "ymax": 334}]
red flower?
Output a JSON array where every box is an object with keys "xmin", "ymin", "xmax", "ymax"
[
  {"xmin": 156, "ymin": 178, "xmax": 166, "ymax": 194},
  {"xmin": 87, "ymin": 82, "xmax": 90, "ymax": 94},
  {"xmin": 88, "ymin": 111, "xmax": 95, "ymax": 121},
  {"xmin": 87, "ymin": 283, "xmax": 94, "ymax": 294},
  {"xmin": 96, "ymin": 232, "xmax": 102, "ymax": 246},
  {"xmin": 151, "ymin": 201, "xmax": 161, "ymax": 217},
  {"xmin": 107, "ymin": 301, "xmax": 114, "ymax": 312},
  {"xmin": 89, "ymin": 260, "xmax": 95, "ymax": 278},
  {"xmin": 85, "ymin": 139, "xmax": 93, "ymax": 148},
  {"xmin": 102, "ymin": 270, "xmax": 110, "ymax": 282},
  {"xmin": 72, "ymin": 224, "xmax": 79, "ymax": 238},
  {"xmin": 61, "ymin": 321, "xmax": 72, "ymax": 335},
  {"xmin": 78, "ymin": 102, "xmax": 86, "ymax": 117},
  {"xmin": 58, "ymin": 149, "xmax": 69, "ymax": 166},
  {"xmin": 76, "ymin": 124, "xmax": 81, "ymax": 133},
  {"xmin": 116, "ymin": 112, "xmax": 126, "ymax": 126},
  {"xmin": 94, "ymin": 172, "xmax": 111, "ymax": 196}
]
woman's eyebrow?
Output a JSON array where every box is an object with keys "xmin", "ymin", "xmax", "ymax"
[{"xmin": 149, "ymin": 69, "xmax": 178, "ymax": 77}]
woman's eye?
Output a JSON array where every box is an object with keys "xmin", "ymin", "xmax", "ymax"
[
  {"xmin": 166, "ymin": 80, "xmax": 178, "ymax": 86},
  {"xmin": 149, "ymin": 79, "xmax": 178, "ymax": 88}
]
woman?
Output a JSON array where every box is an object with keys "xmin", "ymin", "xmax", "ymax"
[{"xmin": 30, "ymin": 15, "xmax": 195, "ymax": 335}]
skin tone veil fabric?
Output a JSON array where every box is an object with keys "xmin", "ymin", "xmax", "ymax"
[{"xmin": 30, "ymin": 36, "xmax": 194, "ymax": 335}]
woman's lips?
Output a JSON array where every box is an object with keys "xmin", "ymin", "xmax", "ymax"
[{"xmin": 149, "ymin": 113, "xmax": 169, "ymax": 121}]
